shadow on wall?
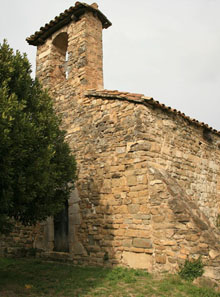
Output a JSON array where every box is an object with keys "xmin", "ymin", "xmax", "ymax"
[{"xmin": 76, "ymin": 176, "xmax": 116, "ymax": 266}]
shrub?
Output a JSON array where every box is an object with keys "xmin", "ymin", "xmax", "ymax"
[{"xmin": 178, "ymin": 257, "xmax": 204, "ymax": 281}]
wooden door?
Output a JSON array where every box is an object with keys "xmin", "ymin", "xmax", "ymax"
[{"xmin": 54, "ymin": 200, "xmax": 69, "ymax": 252}]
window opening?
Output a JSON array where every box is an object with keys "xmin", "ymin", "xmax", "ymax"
[
  {"xmin": 52, "ymin": 32, "xmax": 69, "ymax": 80},
  {"xmin": 65, "ymin": 51, "xmax": 69, "ymax": 79}
]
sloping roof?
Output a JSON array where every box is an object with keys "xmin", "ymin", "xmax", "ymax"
[
  {"xmin": 26, "ymin": 2, "xmax": 112, "ymax": 46},
  {"xmin": 85, "ymin": 89, "xmax": 220, "ymax": 136}
]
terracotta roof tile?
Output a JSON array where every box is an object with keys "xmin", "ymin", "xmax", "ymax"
[
  {"xmin": 26, "ymin": 2, "xmax": 112, "ymax": 46},
  {"xmin": 85, "ymin": 89, "xmax": 220, "ymax": 136}
]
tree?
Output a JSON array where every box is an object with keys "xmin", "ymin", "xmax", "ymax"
[{"xmin": 0, "ymin": 40, "xmax": 77, "ymax": 234}]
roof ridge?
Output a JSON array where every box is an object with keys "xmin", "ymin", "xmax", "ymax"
[
  {"xmin": 85, "ymin": 89, "xmax": 220, "ymax": 136},
  {"xmin": 26, "ymin": 2, "xmax": 112, "ymax": 46}
]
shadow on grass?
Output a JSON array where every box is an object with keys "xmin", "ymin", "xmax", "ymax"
[
  {"xmin": 1, "ymin": 258, "xmax": 220, "ymax": 297},
  {"xmin": 0, "ymin": 258, "xmax": 102, "ymax": 296},
  {"xmin": 0, "ymin": 257, "xmax": 150, "ymax": 297}
]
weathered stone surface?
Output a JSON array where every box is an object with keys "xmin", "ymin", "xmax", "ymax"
[
  {"xmin": 155, "ymin": 254, "xmax": 167, "ymax": 264},
  {"xmin": 123, "ymin": 239, "xmax": 132, "ymax": 248},
  {"xmin": 133, "ymin": 238, "xmax": 152, "ymax": 249},
  {"xmin": 122, "ymin": 251, "xmax": 153, "ymax": 271},
  {"xmin": 193, "ymin": 276, "xmax": 219, "ymax": 289},
  {"xmin": 128, "ymin": 204, "xmax": 140, "ymax": 214},
  {"xmin": 204, "ymin": 267, "xmax": 220, "ymax": 281},
  {"xmin": 69, "ymin": 189, "xmax": 81, "ymax": 204},
  {"xmin": 152, "ymin": 216, "xmax": 165, "ymax": 223},
  {"xmin": 72, "ymin": 242, "xmax": 87, "ymax": 255},
  {"xmin": 209, "ymin": 250, "xmax": 220, "ymax": 260}
]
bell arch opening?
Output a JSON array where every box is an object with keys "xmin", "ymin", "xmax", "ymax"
[{"xmin": 51, "ymin": 32, "xmax": 69, "ymax": 79}]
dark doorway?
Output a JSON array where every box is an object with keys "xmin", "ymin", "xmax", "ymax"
[{"xmin": 54, "ymin": 200, "xmax": 69, "ymax": 252}]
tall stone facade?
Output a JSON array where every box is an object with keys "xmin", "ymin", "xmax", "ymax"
[{"xmin": 2, "ymin": 2, "xmax": 220, "ymax": 280}]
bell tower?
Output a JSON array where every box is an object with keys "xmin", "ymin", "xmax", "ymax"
[
  {"xmin": 26, "ymin": 2, "xmax": 111, "ymax": 254},
  {"xmin": 27, "ymin": 2, "xmax": 111, "ymax": 97}
]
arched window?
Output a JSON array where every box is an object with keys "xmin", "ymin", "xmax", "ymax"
[{"xmin": 51, "ymin": 32, "xmax": 69, "ymax": 79}]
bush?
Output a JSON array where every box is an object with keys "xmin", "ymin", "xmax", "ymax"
[{"xmin": 179, "ymin": 257, "xmax": 204, "ymax": 281}]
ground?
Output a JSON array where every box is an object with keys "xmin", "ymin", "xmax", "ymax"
[{"xmin": 0, "ymin": 258, "xmax": 220, "ymax": 296}]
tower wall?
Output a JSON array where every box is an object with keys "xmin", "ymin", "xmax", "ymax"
[{"xmin": 36, "ymin": 11, "xmax": 104, "ymax": 95}]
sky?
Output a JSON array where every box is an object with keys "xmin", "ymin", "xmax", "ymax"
[{"xmin": 0, "ymin": 0, "xmax": 220, "ymax": 130}]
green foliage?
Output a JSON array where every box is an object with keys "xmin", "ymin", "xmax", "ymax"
[
  {"xmin": 178, "ymin": 257, "xmax": 204, "ymax": 281},
  {"xmin": 0, "ymin": 40, "xmax": 77, "ymax": 233}
]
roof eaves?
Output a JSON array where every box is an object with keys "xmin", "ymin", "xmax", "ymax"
[
  {"xmin": 26, "ymin": 2, "xmax": 112, "ymax": 46},
  {"xmin": 85, "ymin": 90, "xmax": 220, "ymax": 136}
]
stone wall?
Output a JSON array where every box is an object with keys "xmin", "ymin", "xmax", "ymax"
[
  {"xmin": 2, "ymin": 91, "xmax": 220, "ymax": 279},
  {"xmin": 55, "ymin": 91, "xmax": 220, "ymax": 278},
  {"xmin": 0, "ymin": 222, "xmax": 44, "ymax": 257}
]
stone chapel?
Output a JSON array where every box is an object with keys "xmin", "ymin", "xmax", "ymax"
[{"xmin": 1, "ymin": 2, "xmax": 220, "ymax": 280}]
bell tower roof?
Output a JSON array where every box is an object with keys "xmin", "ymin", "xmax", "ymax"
[{"xmin": 26, "ymin": 2, "xmax": 112, "ymax": 46}]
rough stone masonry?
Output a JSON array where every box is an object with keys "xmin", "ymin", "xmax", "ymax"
[{"xmin": 1, "ymin": 2, "xmax": 220, "ymax": 281}]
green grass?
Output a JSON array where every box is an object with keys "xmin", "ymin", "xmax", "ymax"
[{"xmin": 0, "ymin": 257, "xmax": 219, "ymax": 296}]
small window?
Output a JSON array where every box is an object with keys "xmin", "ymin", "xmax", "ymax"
[{"xmin": 65, "ymin": 51, "xmax": 69, "ymax": 79}]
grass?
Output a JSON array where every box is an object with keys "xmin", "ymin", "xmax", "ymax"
[{"xmin": 0, "ymin": 257, "xmax": 220, "ymax": 296}]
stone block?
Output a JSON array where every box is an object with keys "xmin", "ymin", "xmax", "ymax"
[
  {"xmin": 204, "ymin": 267, "xmax": 220, "ymax": 281},
  {"xmin": 126, "ymin": 175, "xmax": 137, "ymax": 186},
  {"xmin": 114, "ymin": 205, "xmax": 128, "ymax": 214},
  {"xmin": 69, "ymin": 204, "xmax": 80, "ymax": 215},
  {"xmin": 112, "ymin": 179, "xmax": 121, "ymax": 187},
  {"xmin": 116, "ymin": 146, "xmax": 126, "ymax": 154},
  {"xmin": 155, "ymin": 254, "xmax": 166, "ymax": 264},
  {"xmin": 125, "ymin": 229, "xmax": 139, "ymax": 237},
  {"xmin": 134, "ymin": 214, "xmax": 150, "ymax": 220},
  {"xmin": 150, "ymin": 208, "xmax": 160, "ymax": 215},
  {"xmin": 162, "ymin": 240, "xmax": 176, "ymax": 246},
  {"xmin": 152, "ymin": 215, "xmax": 165, "ymax": 223},
  {"xmin": 137, "ymin": 175, "xmax": 148, "ymax": 184},
  {"xmin": 128, "ymin": 204, "xmax": 140, "ymax": 214},
  {"xmin": 73, "ymin": 242, "xmax": 87, "ymax": 256},
  {"xmin": 129, "ymin": 143, "xmax": 151, "ymax": 152},
  {"xmin": 193, "ymin": 276, "xmax": 219, "ymax": 289},
  {"xmin": 150, "ymin": 180, "xmax": 163, "ymax": 186},
  {"xmin": 168, "ymin": 257, "xmax": 177, "ymax": 264},
  {"xmin": 139, "ymin": 205, "xmax": 150, "ymax": 214},
  {"xmin": 133, "ymin": 238, "xmax": 152, "ymax": 249},
  {"xmin": 69, "ymin": 189, "xmax": 81, "ymax": 204},
  {"xmin": 123, "ymin": 239, "xmax": 132, "ymax": 248},
  {"xmin": 122, "ymin": 251, "xmax": 153, "ymax": 271},
  {"xmin": 137, "ymin": 230, "xmax": 151, "ymax": 238},
  {"xmin": 209, "ymin": 250, "xmax": 219, "ymax": 260},
  {"xmin": 185, "ymin": 234, "xmax": 199, "ymax": 242},
  {"xmin": 150, "ymin": 143, "xmax": 161, "ymax": 153},
  {"xmin": 69, "ymin": 213, "xmax": 81, "ymax": 225}
]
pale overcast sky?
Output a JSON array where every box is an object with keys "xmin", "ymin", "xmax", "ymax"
[{"xmin": 0, "ymin": 1, "xmax": 220, "ymax": 129}]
